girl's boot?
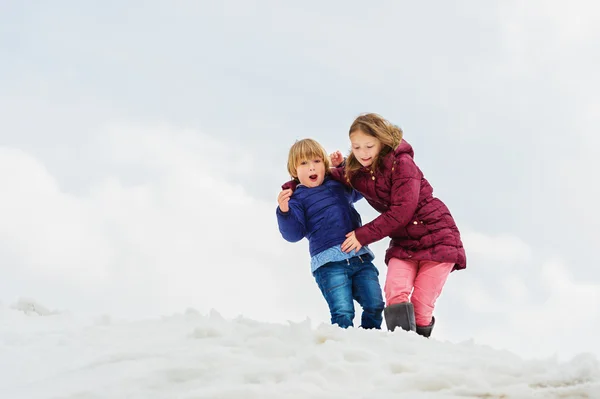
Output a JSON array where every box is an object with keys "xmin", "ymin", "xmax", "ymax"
[
  {"xmin": 383, "ymin": 302, "xmax": 416, "ymax": 332},
  {"xmin": 416, "ymin": 316, "xmax": 435, "ymax": 338}
]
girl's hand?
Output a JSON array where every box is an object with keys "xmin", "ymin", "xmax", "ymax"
[
  {"xmin": 277, "ymin": 189, "xmax": 293, "ymax": 212},
  {"xmin": 329, "ymin": 150, "xmax": 344, "ymax": 167},
  {"xmin": 341, "ymin": 231, "xmax": 362, "ymax": 253}
]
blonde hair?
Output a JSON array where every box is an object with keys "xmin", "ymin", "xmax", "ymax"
[
  {"xmin": 287, "ymin": 138, "xmax": 331, "ymax": 179},
  {"xmin": 345, "ymin": 113, "xmax": 403, "ymax": 180}
]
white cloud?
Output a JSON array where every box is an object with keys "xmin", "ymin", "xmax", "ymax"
[
  {"xmin": 0, "ymin": 125, "xmax": 316, "ymax": 323},
  {"xmin": 558, "ymin": 103, "xmax": 600, "ymax": 236},
  {"xmin": 442, "ymin": 230, "xmax": 600, "ymax": 359},
  {"xmin": 486, "ymin": 258, "xmax": 600, "ymax": 360},
  {"xmin": 0, "ymin": 147, "xmax": 112, "ymax": 282},
  {"xmin": 461, "ymin": 231, "xmax": 533, "ymax": 264}
]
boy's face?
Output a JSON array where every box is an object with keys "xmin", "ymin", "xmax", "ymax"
[{"xmin": 296, "ymin": 157, "xmax": 325, "ymax": 188}]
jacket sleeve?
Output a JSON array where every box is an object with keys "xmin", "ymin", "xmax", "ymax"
[
  {"xmin": 276, "ymin": 199, "xmax": 306, "ymax": 243},
  {"xmin": 354, "ymin": 155, "xmax": 421, "ymax": 246},
  {"xmin": 281, "ymin": 179, "xmax": 298, "ymax": 191},
  {"xmin": 328, "ymin": 165, "xmax": 351, "ymax": 187}
]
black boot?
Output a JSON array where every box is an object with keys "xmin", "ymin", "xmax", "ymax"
[
  {"xmin": 416, "ymin": 316, "xmax": 435, "ymax": 338},
  {"xmin": 384, "ymin": 302, "xmax": 416, "ymax": 332}
]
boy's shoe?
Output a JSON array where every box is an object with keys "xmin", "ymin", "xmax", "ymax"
[{"xmin": 384, "ymin": 302, "xmax": 416, "ymax": 332}]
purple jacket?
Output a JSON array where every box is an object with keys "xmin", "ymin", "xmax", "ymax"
[{"xmin": 330, "ymin": 140, "xmax": 466, "ymax": 271}]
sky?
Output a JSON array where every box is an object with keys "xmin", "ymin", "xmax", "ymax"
[
  {"xmin": 1, "ymin": 1, "xmax": 599, "ymax": 361},
  {"xmin": 1, "ymin": 301, "xmax": 599, "ymax": 398}
]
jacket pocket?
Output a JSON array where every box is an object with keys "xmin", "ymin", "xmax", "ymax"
[{"xmin": 406, "ymin": 220, "xmax": 428, "ymax": 240}]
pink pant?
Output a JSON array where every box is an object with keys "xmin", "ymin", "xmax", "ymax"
[{"xmin": 385, "ymin": 258, "xmax": 454, "ymax": 327}]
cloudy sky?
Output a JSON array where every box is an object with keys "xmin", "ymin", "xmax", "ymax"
[{"xmin": 1, "ymin": 1, "xmax": 599, "ymax": 360}]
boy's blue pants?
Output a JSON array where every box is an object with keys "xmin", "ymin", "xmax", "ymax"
[{"xmin": 313, "ymin": 254, "xmax": 384, "ymax": 329}]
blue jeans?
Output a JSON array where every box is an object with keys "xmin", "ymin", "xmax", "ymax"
[{"xmin": 313, "ymin": 254, "xmax": 384, "ymax": 329}]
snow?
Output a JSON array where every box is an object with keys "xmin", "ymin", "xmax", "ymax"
[{"xmin": 1, "ymin": 300, "xmax": 598, "ymax": 399}]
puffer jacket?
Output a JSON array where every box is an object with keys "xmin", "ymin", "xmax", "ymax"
[
  {"xmin": 277, "ymin": 176, "xmax": 364, "ymax": 257},
  {"xmin": 330, "ymin": 140, "xmax": 466, "ymax": 270}
]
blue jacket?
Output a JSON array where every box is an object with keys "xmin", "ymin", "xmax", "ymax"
[{"xmin": 276, "ymin": 176, "xmax": 364, "ymax": 257}]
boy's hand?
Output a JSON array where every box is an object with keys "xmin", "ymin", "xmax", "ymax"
[
  {"xmin": 277, "ymin": 189, "xmax": 293, "ymax": 213},
  {"xmin": 341, "ymin": 231, "xmax": 362, "ymax": 253},
  {"xmin": 329, "ymin": 150, "xmax": 344, "ymax": 167}
]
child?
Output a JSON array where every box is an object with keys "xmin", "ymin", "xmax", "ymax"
[
  {"xmin": 327, "ymin": 113, "xmax": 467, "ymax": 337},
  {"xmin": 276, "ymin": 138, "xmax": 384, "ymax": 330}
]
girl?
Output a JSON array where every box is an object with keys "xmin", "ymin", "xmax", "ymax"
[{"xmin": 329, "ymin": 113, "xmax": 466, "ymax": 337}]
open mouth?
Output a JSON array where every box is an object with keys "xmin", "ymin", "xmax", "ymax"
[
  {"xmin": 309, "ymin": 174, "xmax": 318, "ymax": 182},
  {"xmin": 361, "ymin": 157, "xmax": 372, "ymax": 162}
]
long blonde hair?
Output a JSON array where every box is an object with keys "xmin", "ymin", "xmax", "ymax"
[
  {"xmin": 286, "ymin": 138, "xmax": 331, "ymax": 179},
  {"xmin": 345, "ymin": 113, "xmax": 403, "ymax": 181}
]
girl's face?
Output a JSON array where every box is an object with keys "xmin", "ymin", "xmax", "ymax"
[{"xmin": 350, "ymin": 129, "xmax": 382, "ymax": 168}]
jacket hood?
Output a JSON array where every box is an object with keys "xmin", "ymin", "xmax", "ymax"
[{"xmin": 393, "ymin": 139, "xmax": 414, "ymax": 158}]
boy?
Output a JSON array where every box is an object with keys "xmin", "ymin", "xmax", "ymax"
[{"xmin": 276, "ymin": 138, "xmax": 384, "ymax": 329}]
